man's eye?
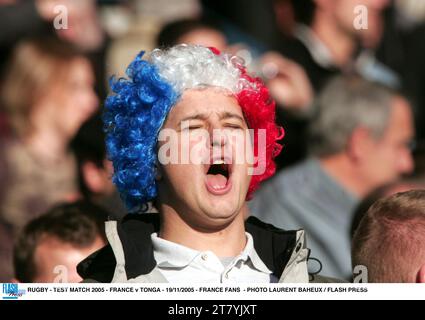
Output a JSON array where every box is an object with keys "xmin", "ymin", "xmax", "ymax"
[
  {"xmin": 188, "ymin": 125, "xmax": 202, "ymax": 130},
  {"xmin": 225, "ymin": 124, "xmax": 243, "ymax": 130}
]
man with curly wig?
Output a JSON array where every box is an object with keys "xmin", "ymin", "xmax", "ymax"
[{"xmin": 77, "ymin": 44, "xmax": 335, "ymax": 283}]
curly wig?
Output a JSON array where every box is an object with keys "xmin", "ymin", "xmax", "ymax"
[{"xmin": 104, "ymin": 44, "xmax": 283, "ymax": 212}]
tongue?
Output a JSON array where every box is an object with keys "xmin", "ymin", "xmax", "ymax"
[{"xmin": 206, "ymin": 174, "xmax": 228, "ymax": 189}]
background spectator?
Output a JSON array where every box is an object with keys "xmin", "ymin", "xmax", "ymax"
[
  {"xmin": 71, "ymin": 116, "xmax": 127, "ymax": 220},
  {"xmin": 157, "ymin": 18, "xmax": 227, "ymax": 51},
  {"xmin": 350, "ymin": 178, "xmax": 425, "ymax": 239},
  {"xmin": 0, "ymin": 36, "xmax": 98, "ymax": 281},
  {"xmin": 249, "ymin": 76, "xmax": 414, "ymax": 279},
  {"xmin": 352, "ymin": 190, "xmax": 425, "ymax": 283},
  {"xmin": 13, "ymin": 200, "xmax": 107, "ymax": 283}
]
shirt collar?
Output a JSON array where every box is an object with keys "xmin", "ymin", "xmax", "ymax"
[
  {"xmin": 151, "ymin": 233, "xmax": 200, "ymax": 268},
  {"xmin": 237, "ymin": 233, "xmax": 272, "ymax": 274},
  {"xmin": 151, "ymin": 232, "xmax": 272, "ymax": 274}
]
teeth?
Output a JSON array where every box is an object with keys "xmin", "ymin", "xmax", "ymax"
[{"xmin": 213, "ymin": 160, "xmax": 225, "ymax": 165}]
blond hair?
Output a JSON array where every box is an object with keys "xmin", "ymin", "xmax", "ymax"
[{"xmin": 0, "ymin": 37, "xmax": 83, "ymax": 136}]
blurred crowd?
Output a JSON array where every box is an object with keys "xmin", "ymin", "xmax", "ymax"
[{"xmin": 1, "ymin": 0, "xmax": 425, "ymax": 283}]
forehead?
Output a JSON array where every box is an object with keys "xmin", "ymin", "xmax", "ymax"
[
  {"xmin": 179, "ymin": 29, "xmax": 227, "ymax": 51},
  {"xmin": 166, "ymin": 88, "xmax": 243, "ymax": 121},
  {"xmin": 34, "ymin": 236, "xmax": 102, "ymax": 269}
]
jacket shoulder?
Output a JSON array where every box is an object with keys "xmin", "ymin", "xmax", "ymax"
[
  {"xmin": 77, "ymin": 244, "xmax": 116, "ymax": 283},
  {"xmin": 246, "ymin": 216, "xmax": 299, "ymax": 279},
  {"xmin": 77, "ymin": 213, "xmax": 159, "ymax": 282}
]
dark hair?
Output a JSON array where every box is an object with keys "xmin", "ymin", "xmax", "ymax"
[
  {"xmin": 71, "ymin": 114, "xmax": 107, "ymax": 197},
  {"xmin": 13, "ymin": 201, "xmax": 108, "ymax": 282},
  {"xmin": 0, "ymin": 36, "xmax": 84, "ymax": 136},
  {"xmin": 290, "ymin": 0, "xmax": 316, "ymax": 25},
  {"xmin": 157, "ymin": 18, "xmax": 222, "ymax": 47}
]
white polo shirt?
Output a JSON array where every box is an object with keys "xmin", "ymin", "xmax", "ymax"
[{"xmin": 151, "ymin": 232, "xmax": 277, "ymax": 283}]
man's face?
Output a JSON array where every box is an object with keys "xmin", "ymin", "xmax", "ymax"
[
  {"xmin": 43, "ymin": 58, "xmax": 98, "ymax": 140},
  {"xmin": 178, "ymin": 28, "xmax": 228, "ymax": 52},
  {"xmin": 362, "ymin": 97, "xmax": 414, "ymax": 191},
  {"xmin": 157, "ymin": 88, "xmax": 252, "ymax": 230},
  {"xmin": 325, "ymin": 0, "xmax": 389, "ymax": 44},
  {"xmin": 32, "ymin": 236, "xmax": 105, "ymax": 283}
]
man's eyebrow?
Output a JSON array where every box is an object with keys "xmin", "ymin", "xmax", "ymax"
[
  {"xmin": 178, "ymin": 112, "xmax": 245, "ymax": 124},
  {"xmin": 179, "ymin": 114, "xmax": 209, "ymax": 123},
  {"xmin": 219, "ymin": 112, "xmax": 245, "ymax": 122}
]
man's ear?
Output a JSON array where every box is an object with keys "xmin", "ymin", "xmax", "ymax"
[
  {"xmin": 82, "ymin": 161, "xmax": 105, "ymax": 194},
  {"xmin": 416, "ymin": 264, "xmax": 425, "ymax": 283},
  {"xmin": 346, "ymin": 127, "xmax": 373, "ymax": 162}
]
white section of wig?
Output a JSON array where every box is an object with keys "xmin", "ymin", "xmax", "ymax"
[{"xmin": 148, "ymin": 44, "xmax": 255, "ymax": 95}]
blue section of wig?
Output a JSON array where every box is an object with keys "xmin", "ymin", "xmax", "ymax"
[{"xmin": 103, "ymin": 51, "xmax": 179, "ymax": 212}]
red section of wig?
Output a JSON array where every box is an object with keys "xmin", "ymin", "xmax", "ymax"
[{"xmin": 210, "ymin": 47, "xmax": 285, "ymax": 199}]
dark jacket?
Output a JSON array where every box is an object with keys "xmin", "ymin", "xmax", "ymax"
[{"xmin": 77, "ymin": 214, "xmax": 343, "ymax": 283}]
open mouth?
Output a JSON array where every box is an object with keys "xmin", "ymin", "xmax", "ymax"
[
  {"xmin": 205, "ymin": 160, "xmax": 232, "ymax": 195},
  {"xmin": 207, "ymin": 162, "xmax": 229, "ymax": 178}
]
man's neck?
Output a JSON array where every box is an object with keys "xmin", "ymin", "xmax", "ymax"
[
  {"xmin": 319, "ymin": 154, "xmax": 368, "ymax": 198},
  {"xmin": 158, "ymin": 206, "xmax": 247, "ymax": 258},
  {"xmin": 311, "ymin": 12, "xmax": 357, "ymax": 67}
]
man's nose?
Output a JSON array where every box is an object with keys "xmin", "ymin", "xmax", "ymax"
[{"xmin": 210, "ymin": 128, "xmax": 228, "ymax": 147}]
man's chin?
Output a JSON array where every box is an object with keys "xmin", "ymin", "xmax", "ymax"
[
  {"xmin": 200, "ymin": 185, "xmax": 247, "ymax": 216},
  {"xmin": 199, "ymin": 203, "xmax": 242, "ymax": 225},
  {"xmin": 194, "ymin": 215, "xmax": 240, "ymax": 232}
]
